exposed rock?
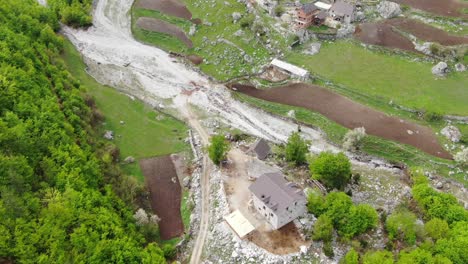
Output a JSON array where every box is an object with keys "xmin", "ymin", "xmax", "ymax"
[
  {"xmin": 441, "ymin": 125, "xmax": 461, "ymax": 142},
  {"xmin": 415, "ymin": 42, "xmax": 432, "ymax": 55},
  {"xmin": 435, "ymin": 182, "xmax": 444, "ymax": 189},
  {"xmin": 232, "ymin": 12, "xmax": 242, "ymax": 22},
  {"xmin": 377, "ymin": 1, "xmax": 402, "ymax": 19},
  {"xmin": 189, "ymin": 24, "xmax": 196, "ymax": 36},
  {"xmin": 295, "ymin": 29, "xmax": 311, "ymax": 43},
  {"xmin": 124, "ymin": 156, "xmax": 136, "ymax": 163},
  {"xmin": 354, "ymin": 11, "xmax": 365, "ymax": 22},
  {"xmin": 280, "ymin": 13, "xmax": 292, "ymax": 23},
  {"xmin": 287, "ymin": 110, "xmax": 296, "ymax": 119},
  {"xmin": 233, "ymin": 29, "xmax": 243, "ymax": 37},
  {"xmin": 303, "ymin": 42, "xmax": 321, "ymax": 55},
  {"xmin": 337, "ymin": 24, "xmax": 356, "ymax": 39},
  {"xmin": 455, "ymin": 63, "xmax": 466, "ymax": 72},
  {"xmin": 431, "ymin": 61, "xmax": 449, "ymax": 76},
  {"xmin": 104, "ymin": 130, "xmax": 114, "ymax": 140}
]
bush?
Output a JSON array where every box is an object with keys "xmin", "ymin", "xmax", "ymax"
[
  {"xmin": 425, "ymin": 218, "xmax": 449, "ymax": 240},
  {"xmin": 161, "ymin": 244, "xmax": 177, "ymax": 259},
  {"xmin": 274, "ymin": 5, "xmax": 285, "ymax": 16},
  {"xmin": 342, "ymin": 127, "xmax": 366, "ymax": 152},
  {"xmin": 307, "ymin": 190, "xmax": 325, "ymax": 215},
  {"xmin": 362, "ymin": 250, "xmax": 394, "ymax": 264},
  {"xmin": 323, "ymin": 241, "xmax": 334, "ymax": 258},
  {"xmin": 310, "ymin": 152, "xmax": 351, "ymax": 190},
  {"xmin": 312, "ymin": 214, "xmax": 334, "ymax": 242},
  {"xmin": 340, "ymin": 204, "xmax": 378, "ymax": 239},
  {"xmin": 208, "ymin": 134, "xmax": 230, "ymax": 165},
  {"xmin": 386, "ymin": 209, "xmax": 419, "ymax": 245},
  {"xmin": 239, "ymin": 14, "xmax": 255, "ymax": 28},
  {"xmin": 423, "ymin": 111, "xmax": 443, "ymax": 122},
  {"xmin": 285, "ymin": 132, "xmax": 310, "ymax": 166},
  {"xmin": 343, "ymin": 248, "xmax": 359, "ymax": 264}
]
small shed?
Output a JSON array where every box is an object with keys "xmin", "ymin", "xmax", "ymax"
[
  {"xmin": 248, "ymin": 138, "xmax": 271, "ymax": 160},
  {"xmin": 224, "ymin": 210, "xmax": 255, "ymax": 238},
  {"xmin": 270, "ymin": 59, "xmax": 310, "ymax": 80}
]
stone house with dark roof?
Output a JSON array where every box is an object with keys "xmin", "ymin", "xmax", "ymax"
[
  {"xmin": 249, "ymin": 172, "xmax": 307, "ymax": 229},
  {"xmin": 248, "ymin": 138, "xmax": 271, "ymax": 160},
  {"xmin": 329, "ymin": 1, "xmax": 355, "ymax": 24}
]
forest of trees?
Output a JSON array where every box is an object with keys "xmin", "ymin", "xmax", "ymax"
[
  {"xmin": 0, "ymin": 0, "xmax": 165, "ymax": 262},
  {"xmin": 48, "ymin": 0, "xmax": 93, "ymax": 28}
]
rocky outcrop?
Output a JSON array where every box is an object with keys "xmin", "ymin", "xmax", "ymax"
[
  {"xmin": 104, "ymin": 130, "xmax": 114, "ymax": 140},
  {"xmin": 455, "ymin": 63, "xmax": 466, "ymax": 72},
  {"xmin": 377, "ymin": 1, "xmax": 402, "ymax": 19},
  {"xmin": 303, "ymin": 42, "xmax": 321, "ymax": 55},
  {"xmin": 441, "ymin": 125, "xmax": 462, "ymax": 143},
  {"xmin": 431, "ymin": 61, "xmax": 449, "ymax": 76}
]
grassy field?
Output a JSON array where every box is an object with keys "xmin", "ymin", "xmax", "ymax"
[
  {"xmin": 131, "ymin": 0, "xmax": 292, "ymax": 81},
  {"xmin": 61, "ymin": 39, "xmax": 189, "ymax": 182},
  {"xmin": 287, "ymin": 40, "xmax": 468, "ymax": 116},
  {"xmin": 234, "ymin": 93, "xmax": 466, "ymax": 185}
]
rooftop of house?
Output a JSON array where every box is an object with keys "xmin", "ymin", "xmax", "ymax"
[
  {"xmin": 330, "ymin": 1, "xmax": 354, "ymax": 16},
  {"xmin": 299, "ymin": 3, "xmax": 319, "ymax": 14},
  {"xmin": 271, "ymin": 59, "xmax": 309, "ymax": 78},
  {"xmin": 249, "ymin": 172, "xmax": 306, "ymax": 213},
  {"xmin": 249, "ymin": 138, "xmax": 271, "ymax": 160}
]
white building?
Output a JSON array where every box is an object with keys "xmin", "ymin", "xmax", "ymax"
[
  {"xmin": 249, "ymin": 172, "xmax": 307, "ymax": 229},
  {"xmin": 270, "ymin": 59, "xmax": 310, "ymax": 80}
]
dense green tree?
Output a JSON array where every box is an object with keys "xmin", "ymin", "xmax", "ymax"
[
  {"xmin": 397, "ymin": 248, "xmax": 434, "ymax": 264},
  {"xmin": 425, "ymin": 218, "xmax": 449, "ymax": 241},
  {"xmin": 340, "ymin": 204, "xmax": 378, "ymax": 238},
  {"xmin": 310, "ymin": 152, "xmax": 351, "ymax": 190},
  {"xmin": 386, "ymin": 209, "xmax": 420, "ymax": 245},
  {"xmin": 362, "ymin": 250, "xmax": 394, "ymax": 264},
  {"xmin": 342, "ymin": 248, "xmax": 359, "ymax": 264},
  {"xmin": 307, "ymin": 190, "xmax": 325, "ymax": 216},
  {"xmin": 323, "ymin": 192, "xmax": 353, "ymax": 226},
  {"xmin": 208, "ymin": 134, "xmax": 230, "ymax": 165},
  {"xmin": 312, "ymin": 214, "xmax": 333, "ymax": 242},
  {"xmin": 285, "ymin": 132, "xmax": 310, "ymax": 165}
]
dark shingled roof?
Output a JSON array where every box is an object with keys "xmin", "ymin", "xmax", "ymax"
[
  {"xmin": 330, "ymin": 1, "xmax": 354, "ymax": 16},
  {"xmin": 300, "ymin": 3, "xmax": 319, "ymax": 14},
  {"xmin": 249, "ymin": 172, "xmax": 306, "ymax": 213},
  {"xmin": 249, "ymin": 138, "xmax": 271, "ymax": 160},
  {"xmin": 316, "ymin": 10, "xmax": 328, "ymax": 19}
]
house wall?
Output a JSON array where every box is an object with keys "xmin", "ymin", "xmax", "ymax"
[{"xmin": 252, "ymin": 195, "xmax": 307, "ymax": 230}]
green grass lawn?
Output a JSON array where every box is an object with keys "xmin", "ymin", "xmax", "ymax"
[
  {"xmin": 61, "ymin": 39, "xmax": 189, "ymax": 182},
  {"xmin": 287, "ymin": 40, "xmax": 468, "ymax": 116}
]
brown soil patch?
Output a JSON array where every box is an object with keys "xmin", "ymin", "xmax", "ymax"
[
  {"xmin": 140, "ymin": 155, "xmax": 184, "ymax": 240},
  {"xmin": 388, "ymin": 18, "xmax": 468, "ymax": 46},
  {"xmin": 354, "ymin": 22, "xmax": 416, "ymax": 52},
  {"xmin": 187, "ymin": 55, "xmax": 204, "ymax": 65},
  {"xmin": 393, "ymin": 0, "xmax": 468, "ymax": 18},
  {"xmin": 247, "ymin": 222, "xmax": 307, "ymax": 255},
  {"xmin": 136, "ymin": 17, "xmax": 193, "ymax": 48},
  {"xmin": 136, "ymin": 0, "xmax": 192, "ymax": 20},
  {"xmin": 233, "ymin": 83, "xmax": 451, "ymax": 159}
]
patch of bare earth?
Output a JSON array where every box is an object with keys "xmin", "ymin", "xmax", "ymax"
[
  {"xmin": 233, "ymin": 83, "xmax": 451, "ymax": 159},
  {"xmin": 388, "ymin": 18, "xmax": 468, "ymax": 46},
  {"xmin": 140, "ymin": 155, "xmax": 184, "ymax": 240},
  {"xmin": 392, "ymin": 0, "xmax": 468, "ymax": 18},
  {"xmin": 187, "ymin": 55, "xmax": 204, "ymax": 65},
  {"xmin": 354, "ymin": 22, "xmax": 417, "ymax": 52},
  {"xmin": 136, "ymin": 17, "xmax": 193, "ymax": 48},
  {"xmin": 136, "ymin": 0, "xmax": 192, "ymax": 20},
  {"xmin": 223, "ymin": 148, "xmax": 309, "ymax": 255}
]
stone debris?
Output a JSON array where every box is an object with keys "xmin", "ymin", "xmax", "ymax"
[
  {"xmin": 455, "ymin": 63, "xmax": 466, "ymax": 72},
  {"xmin": 303, "ymin": 42, "xmax": 321, "ymax": 56},
  {"xmin": 431, "ymin": 62, "xmax": 449, "ymax": 76},
  {"xmin": 232, "ymin": 12, "xmax": 242, "ymax": 22},
  {"xmin": 441, "ymin": 125, "xmax": 461, "ymax": 143},
  {"xmin": 377, "ymin": 1, "xmax": 402, "ymax": 19},
  {"xmin": 104, "ymin": 130, "xmax": 114, "ymax": 140},
  {"xmin": 124, "ymin": 156, "xmax": 136, "ymax": 163}
]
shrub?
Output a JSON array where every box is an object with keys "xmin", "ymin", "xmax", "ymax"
[
  {"xmin": 161, "ymin": 244, "xmax": 177, "ymax": 259},
  {"xmin": 386, "ymin": 209, "xmax": 419, "ymax": 245},
  {"xmin": 239, "ymin": 14, "xmax": 254, "ymax": 28},
  {"xmin": 208, "ymin": 134, "xmax": 230, "ymax": 165},
  {"xmin": 274, "ymin": 5, "xmax": 285, "ymax": 16},
  {"xmin": 312, "ymin": 214, "xmax": 334, "ymax": 242},
  {"xmin": 340, "ymin": 204, "xmax": 378, "ymax": 238},
  {"xmin": 307, "ymin": 190, "xmax": 325, "ymax": 215},
  {"xmin": 342, "ymin": 127, "xmax": 366, "ymax": 152},
  {"xmin": 323, "ymin": 241, "xmax": 334, "ymax": 258},
  {"xmin": 362, "ymin": 250, "xmax": 394, "ymax": 264},
  {"xmin": 343, "ymin": 248, "xmax": 359, "ymax": 264},
  {"xmin": 425, "ymin": 218, "xmax": 449, "ymax": 240},
  {"xmin": 285, "ymin": 132, "xmax": 310, "ymax": 166},
  {"xmin": 310, "ymin": 152, "xmax": 351, "ymax": 190},
  {"xmin": 423, "ymin": 111, "xmax": 443, "ymax": 122}
]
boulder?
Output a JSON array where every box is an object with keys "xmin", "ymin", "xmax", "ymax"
[
  {"xmin": 124, "ymin": 156, "xmax": 136, "ymax": 164},
  {"xmin": 233, "ymin": 29, "xmax": 243, "ymax": 37},
  {"xmin": 455, "ymin": 63, "xmax": 466, "ymax": 72},
  {"xmin": 337, "ymin": 24, "xmax": 356, "ymax": 39},
  {"xmin": 232, "ymin": 12, "xmax": 242, "ymax": 22},
  {"xmin": 431, "ymin": 61, "xmax": 449, "ymax": 76},
  {"xmin": 189, "ymin": 24, "xmax": 196, "ymax": 36},
  {"xmin": 287, "ymin": 110, "xmax": 296, "ymax": 119},
  {"xmin": 441, "ymin": 125, "xmax": 461, "ymax": 143},
  {"xmin": 303, "ymin": 42, "xmax": 321, "ymax": 55},
  {"xmin": 377, "ymin": 1, "xmax": 402, "ymax": 19},
  {"xmin": 103, "ymin": 130, "xmax": 114, "ymax": 140},
  {"xmin": 280, "ymin": 13, "xmax": 292, "ymax": 23}
]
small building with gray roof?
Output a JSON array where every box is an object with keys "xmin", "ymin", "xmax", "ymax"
[
  {"xmin": 329, "ymin": 1, "xmax": 355, "ymax": 24},
  {"xmin": 248, "ymin": 138, "xmax": 271, "ymax": 160},
  {"xmin": 249, "ymin": 172, "xmax": 307, "ymax": 229}
]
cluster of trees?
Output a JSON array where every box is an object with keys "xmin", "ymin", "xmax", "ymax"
[
  {"xmin": 308, "ymin": 191, "xmax": 378, "ymax": 256},
  {"xmin": 342, "ymin": 173, "xmax": 468, "ymax": 264},
  {"xmin": 208, "ymin": 134, "xmax": 230, "ymax": 165},
  {"xmin": 48, "ymin": 0, "xmax": 93, "ymax": 28},
  {"xmin": 0, "ymin": 1, "xmax": 165, "ymax": 262}
]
